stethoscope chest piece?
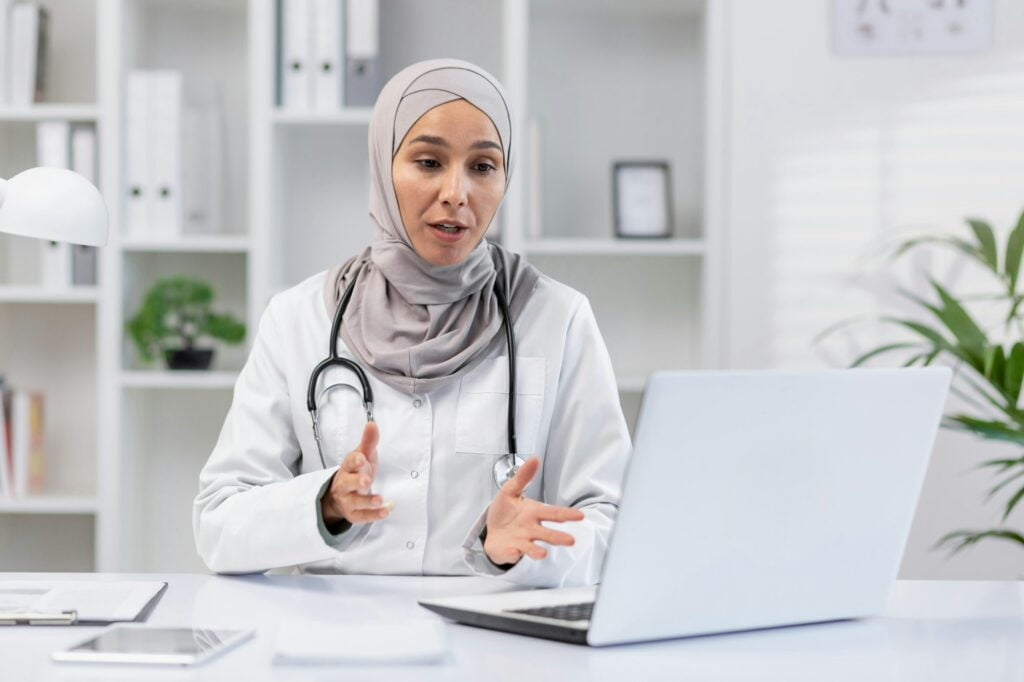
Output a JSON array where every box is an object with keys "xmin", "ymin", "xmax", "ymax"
[{"xmin": 493, "ymin": 453, "xmax": 527, "ymax": 489}]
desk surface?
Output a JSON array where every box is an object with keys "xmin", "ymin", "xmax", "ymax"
[{"xmin": 0, "ymin": 574, "xmax": 1021, "ymax": 680}]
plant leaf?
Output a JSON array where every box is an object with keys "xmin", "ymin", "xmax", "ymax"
[
  {"xmin": 988, "ymin": 467, "xmax": 1024, "ymax": 500},
  {"xmin": 927, "ymin": 278, "xmax": 989, "ymax": 366},
  {"xmin": 850, "ymin": 343, "xmax": 920, "ymax": 368},
  {"xmin": 935, "ymin": 528, "xmax": 1024, "ymax": 555},
  {"xmin": 978, "ymin": 455, "xmax": 1024, "ymax": 472},
  {"xmin": 1006, "ymin": 342, "xmax": 1024, "ymax": 405},
  {"xmin": 967, "ymin": 218, "xmax": 999, "ymax": 272},
  {"xmin": 946, "ymin": 415, "xmax": 1024, "ymax": 445},
  {"xmin": 1002, "ymin": 482, "xmax": 1024, "ymax": 521},
  {"xmin": 984, "ymin": 344, "xmax": 1006, "ymax": 391},
  {"xmin": 1005, "ymin": 207, "xmax": 1024, "ymax": 294}
]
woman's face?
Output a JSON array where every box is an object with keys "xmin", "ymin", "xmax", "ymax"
[{"xmin": 391, "ymin": 99, "xmax": 506, "ymax": 267}]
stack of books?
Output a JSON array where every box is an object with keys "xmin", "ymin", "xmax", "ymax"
[{"xmin": 0, "ymin": 376, "xmax": 45, "ymax": 498}]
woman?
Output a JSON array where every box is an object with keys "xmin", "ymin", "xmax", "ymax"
[{"xmin": 193, "ymin": 59, "xmax": 630, "ymax": 588}]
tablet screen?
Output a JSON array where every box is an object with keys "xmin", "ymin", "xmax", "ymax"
[{"xmin": 56, "ymin": 625, "xmax": 253, "ymax": 665}]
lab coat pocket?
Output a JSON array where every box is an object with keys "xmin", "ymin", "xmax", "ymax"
[
  {"xmin": 313, "ymin": 366, "xmax": 369, "ymax": 466},
  {"xmin": 455, "ymin": 356, "xmax": 545, "ymax": 457}
]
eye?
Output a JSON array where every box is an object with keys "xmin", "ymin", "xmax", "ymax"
[
  {"xmin": 475, "ymin": 162, "xmax": 497, "ymax": 174},
  {"xmin": 416, "ymin": 159, "xmax": 440, "ymax": 169}
]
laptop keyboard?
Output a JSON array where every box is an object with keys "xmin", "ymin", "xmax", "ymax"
[{"xmin": 506, "ymin": 601, "xmax": 594, "ymax": 622}]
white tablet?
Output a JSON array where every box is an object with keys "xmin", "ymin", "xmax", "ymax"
[{"xmin": 52, "ymin": 624, "xmax": 255, "ymax": 666}]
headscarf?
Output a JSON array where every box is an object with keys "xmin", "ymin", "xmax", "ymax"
[{"xmin": 322, "ymin": 58, "xmax": 540, "ymax": 395}]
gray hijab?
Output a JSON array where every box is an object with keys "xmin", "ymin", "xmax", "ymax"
[{"xmin": 323, "ymin": 59, "xmax": 540, "ymax": 395}]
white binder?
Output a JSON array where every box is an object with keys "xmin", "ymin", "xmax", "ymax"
[
  {"xmin": 0, "ymin": 0, "xmax": 14, "ymax": 104},
  {"xmin": 124, "ymin": 71, "xmax": 152, "ymax": 237},
  {"xmin": 281, "ymin": 0, "xmax": 313, "ymax": 110},
  {"xmin": 36, "ymin": 120, "xmax": 72, "ymax": 288},
  {"xmin": 8, "ymin": 2, "xmax": 41, "ymax": 106},
  {"xmin": 70, "ymin": 125, "xmax": 99, "ymax": 285},
  {"xmin": 344, "ymin": 0, "xmax": 379, "ymax": 107},
  {"xmin": 312, "ymin": 0, "xmax": 343, "ymax": 111},
  {"xmin": 182, "ymin": 98, "xmax": 225, "ymax": 234},
  {"xmin": 149, "ymin": 71, "xmax": 183, "ymax": 239}
]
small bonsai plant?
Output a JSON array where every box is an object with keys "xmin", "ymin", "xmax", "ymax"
[{"xmin": 127, "ymin": 276, "xmax": 246, "ymax": 370}]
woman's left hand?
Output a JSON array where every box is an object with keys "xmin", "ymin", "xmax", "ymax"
[{"xmin": 482, "ymin": 456, "xmax": 585, "ymax": 567}]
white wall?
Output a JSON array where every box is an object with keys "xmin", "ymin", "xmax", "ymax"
[{"xmin": 723, "ymin": 0, "xmax": 1024, "ymax": 578}]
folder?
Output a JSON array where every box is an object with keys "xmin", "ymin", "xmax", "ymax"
[
  {"xmin": 312, "ymin": 0, "xmax": 343, "ymax": 111},
  {"xmin": 70, "ymin": 124, "xmax": 98, "ymax": 285},
  {"xmin": 148, "ymin": 71, "xmax": 183, "ymax": 239},
  {"xmin": 8, "ymin": 2, "xmax": 47, "ymax": 106},
  {"xmin": 0, "ymin": 580, "xmax": 167, "ymax": 626},
  {"xmin": 182, "ymin": 94, "xmax": 225, "ymax": 234},
  {"xmin": 36, "ymin": 120, "xmax": 72, "ymax": 288},
  {"xmin": 124, "ymin": 72, "xmax": 152, "ymax": 237},
  {"xmin": 281, "ymin": 0, "xmax": 313, "ymax": 110},
  {"xmin": 344, "ymin": 0, "xmax": 379, "ymax": 107},
  {"xmin": 0, "ymin": 0, "xmax": 14, "ymax": 104}
]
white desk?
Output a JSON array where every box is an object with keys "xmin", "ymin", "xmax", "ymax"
[{"xmin": 1, "ymin": 574, "xmax": 1021, "ymax": 680}]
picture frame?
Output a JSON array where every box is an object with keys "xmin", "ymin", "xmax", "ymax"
[{"xmin": 612, "ymin": 161, "xmax": 673, "ymax": 239}]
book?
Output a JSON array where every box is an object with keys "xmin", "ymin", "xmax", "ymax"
[
  {"xmin": 0, "ymin": 381, "xmax": 11, "ymax": 497},
  {"xmin": 11, "ymin": 390, "xmax": 44, "ymax": 496}
]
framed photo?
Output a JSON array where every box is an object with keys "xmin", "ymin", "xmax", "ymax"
[{"xmin": 612, "ymin": 161, "xmax": 673, "ymax": 239}]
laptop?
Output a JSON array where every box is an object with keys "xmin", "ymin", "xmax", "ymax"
[{"xmin": 419, "ymin": 368, "xmax": 951, "ymax": 646}]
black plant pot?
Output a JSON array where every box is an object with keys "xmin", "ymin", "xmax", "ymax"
[{"xmin": 165, "ymin": 348, "xmax": 214, "ymax": 370}]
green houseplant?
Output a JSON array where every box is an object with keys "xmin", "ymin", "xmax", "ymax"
[
  {"xmin": 127, "ymin": 276, "xmax": 246, "ymax": 370},
  {"xmin": 820, "ymin": 209, "xmax": 1024, "ymax": 556}
]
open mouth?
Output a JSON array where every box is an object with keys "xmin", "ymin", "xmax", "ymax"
[
  {"xmin": 429, "ymin": 223, "xmax": 470, "ymax": 241},
  {"xmin": 432, "ymin": 223, "xmax": 465, "ymax": 234}
]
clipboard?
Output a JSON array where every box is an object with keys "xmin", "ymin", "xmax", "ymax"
[{"xmin": 0, "ymin": 580, "xmax": 168, "ymax": 626}]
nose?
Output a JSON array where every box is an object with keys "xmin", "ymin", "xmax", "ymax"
[{"xmin": 439, "ymin": 166, "xmax": 468, "ymax": 208}]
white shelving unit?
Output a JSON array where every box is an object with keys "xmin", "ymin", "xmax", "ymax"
[{"xmin": 1, "ymin": 0, "xmax": 725, "ymax": 572}]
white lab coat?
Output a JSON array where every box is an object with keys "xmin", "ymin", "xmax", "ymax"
[{"xmin": 193, "ymin": 269, "xmax": 631, "ymax": 588}]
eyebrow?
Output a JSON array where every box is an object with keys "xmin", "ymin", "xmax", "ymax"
[{"xmin": 407, "ymin": 134, "xmax": 502, "ymax": 153}]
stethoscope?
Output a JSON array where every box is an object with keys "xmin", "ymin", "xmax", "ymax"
[{"xmin": 307, "ymin": 265, "xmax": 525, "ymax": 488}]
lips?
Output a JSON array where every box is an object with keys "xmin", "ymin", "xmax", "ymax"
[{"xmin": 429, "ymin": 223, "xmax": 469, "ymax": 243}]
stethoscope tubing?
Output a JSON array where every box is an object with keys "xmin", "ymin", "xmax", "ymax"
[{"xmin": 307, "ymin": 265, "xmax": 519, "ymax": 479}]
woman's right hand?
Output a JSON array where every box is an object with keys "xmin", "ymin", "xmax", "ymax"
[{"xmin": 320, "ymin": 421, "xmax": 391, "ymax": 525}]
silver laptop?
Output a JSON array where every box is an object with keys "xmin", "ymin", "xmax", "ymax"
[{"xmin": 419, "ymin": 368, "xmax": 951, "ymax": 646}]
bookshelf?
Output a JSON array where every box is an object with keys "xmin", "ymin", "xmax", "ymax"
[{"xmin": 0, "ymin": 0, "xmax": 725, "ymax": 572}]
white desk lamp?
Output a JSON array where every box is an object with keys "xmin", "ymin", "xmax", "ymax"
[{"xmin": 0, "ymin": 167, "xmax": 108, "ymax": 247}]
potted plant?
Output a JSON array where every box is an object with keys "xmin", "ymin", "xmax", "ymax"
[
  {"xmin": 819, "ymin": 209, "xmax": 1024, "ymax": 556},
  {"xmin": 127, "ymin": 276, "xmax": 246, "ymax": 370}
]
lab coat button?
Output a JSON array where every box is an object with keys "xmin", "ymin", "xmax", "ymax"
[
  {"xmin": 413, "ymin": 399, "xmax": 422, "ymax": 408},
  {"xmin": 406, "ymin": 541, "xmax": 415, "ymax": 549},
  {"xmin": 410, "ymin": 470, "xmax": 419, "ymax": 479}
]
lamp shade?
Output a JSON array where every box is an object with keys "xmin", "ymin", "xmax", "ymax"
[{"xmin": 0, "ymin": 167, "xmax": 109, "ymax": 247}]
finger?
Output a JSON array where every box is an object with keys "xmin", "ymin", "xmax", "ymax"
[
  {"xmin": 530, "ymin": 526, "xmax": 576, "ymax": 547},
  {"xmin": 345, "ymin": 506, "xmax": 390, "ymax": 524},
  {"xmin": 337, "ymin": 469, "xmax": 374, "ymax": 496},
  {"xmin": 536, "ymin": 505, "xmax": 585, "ymax": 523},
  {"xmin": 345, "ymin": 493, "xmax": 383, "ymax": 511},
  {"xmin": 358, "ymin": 421, "xmax": 380, "ymax": 469},
  {"xmin": 521, "ymin": 541, "xmax": 547, "ymax": 561},
  {"xmin": 340, "ymin": 449, "xmax": 366, "ymax": 473},
  {"xmin": 502, "ymin": 456, "xmax": 540, "ymax": 498}
]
